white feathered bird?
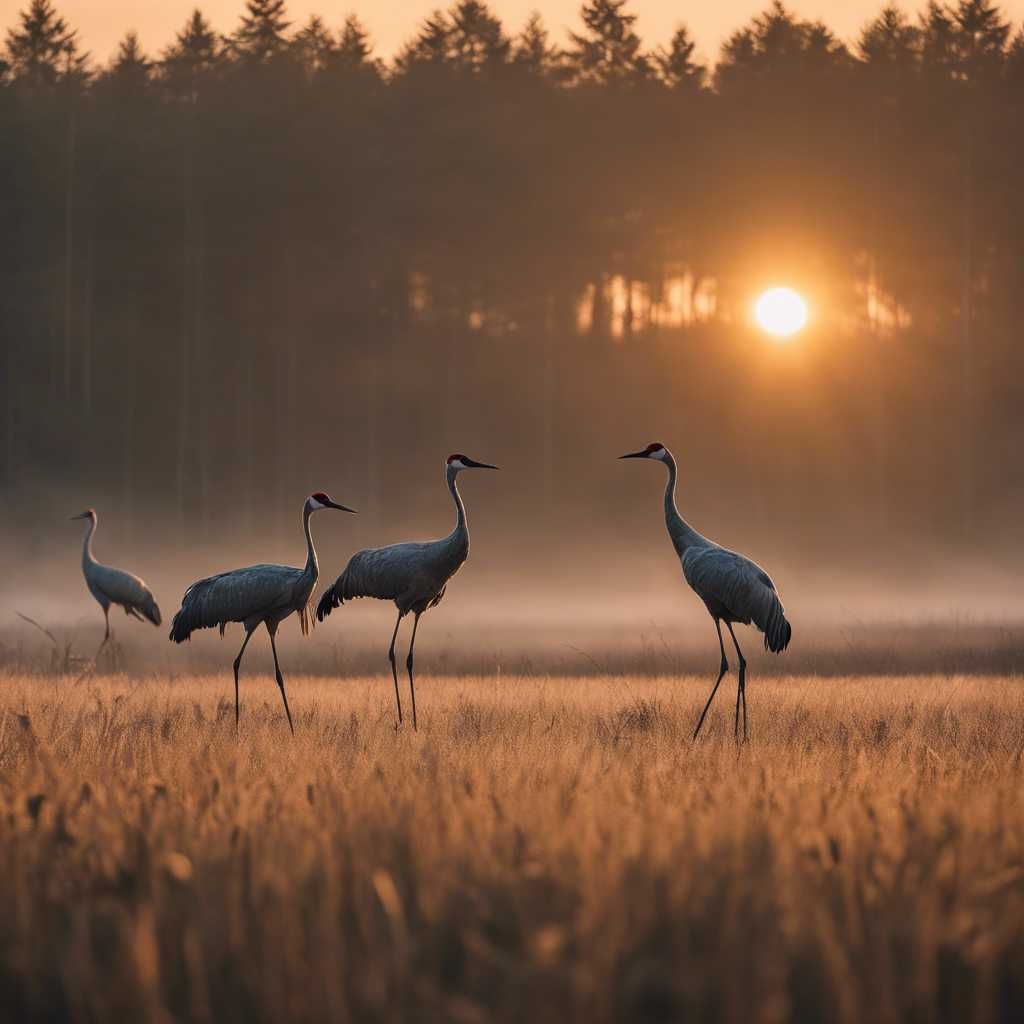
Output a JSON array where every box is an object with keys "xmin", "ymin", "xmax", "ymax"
[
  {"xmin": 620, "ymin": 442, "xmax": 791, "ymax": 741},
  {"xmin": 72, "ymin": 508, "xmax": 161, "ymax": 657}
]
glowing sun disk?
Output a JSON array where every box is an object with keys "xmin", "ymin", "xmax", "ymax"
[{"xmin": 755, "ymin": 287, "xmax": 808, "ymax": 337}]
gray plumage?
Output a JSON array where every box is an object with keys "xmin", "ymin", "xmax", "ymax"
[
  {"xmin": 679, "ymin": 546, "xmax": 791, "ymax": 655},
  {"xmin": 169, "ymin": 492, "xmax": 355, "ymax": 733},
  {"xmin": 317, "ymin": 454, "xmax": 498, "ymax": 729},
  {"xmin": 72, "ymin": 509, "xmax": 161, "ymax": 656},
  {"xmin": 621, "ymin": 442, "xmax": 791, "ymax": 741},
  {"xmin": 319, "ymin": 539, "xmax": 461, "ymax": 616}
]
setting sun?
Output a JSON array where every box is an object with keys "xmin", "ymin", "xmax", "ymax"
[{"xmin": 755, "ymin": 287, "xmax": 808, "ymax": 337}]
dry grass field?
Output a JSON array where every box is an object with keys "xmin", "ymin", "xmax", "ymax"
[{"xmin": 1, "ymin": 671, "xmax": 1023, "ymax": 1023}]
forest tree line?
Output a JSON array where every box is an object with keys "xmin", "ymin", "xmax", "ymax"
[{"xmin": 2, "ymin": 0, "xmax": 1024, "ymax": 558}]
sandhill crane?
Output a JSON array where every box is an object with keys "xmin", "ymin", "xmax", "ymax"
[
  {"xmin": 316, "ymin": 454, "xmax": 498, "ymax": 729},
  {"xmin": 71, "ymin": 509, "xmax": 161, "ymax": 657},
  {"xmin": 620, "ymin": 443, "xmax": 791, "ymax": 742},
  {"xmin": 169, "ymin": 492, "xmax": 355, "ymax": 733}
]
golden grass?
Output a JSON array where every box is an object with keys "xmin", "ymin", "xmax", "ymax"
[{"xmin": 1, "ymin": 672, "xmax": 1023, "ymax": 1022}]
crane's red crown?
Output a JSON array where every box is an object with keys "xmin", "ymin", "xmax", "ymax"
[
  {"xmin": 645, "ymin": 443, "xmax": 666, "ymax": 453},
  {"xmin": 311, "ymin": 491, "xmax": 331, "ymax": 504},
  {"xmin": 446, "ymin": 453, "xmax": 467, "ymax": 465}
]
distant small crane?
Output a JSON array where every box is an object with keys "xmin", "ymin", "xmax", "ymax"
[
  {"xmin": 620, "ymin": 443, "xmax": 792, "ymax": 741},
  {"xmin": 169, "ymin": 492, "xmax": 355, "ymax": 733},
  {"xmin": 316, "ymin": 454, "xmax": 498, "ymax": 729},
  {"xmin": 71, "ymin": 509, "xmax": 161, "ymax": 657}
]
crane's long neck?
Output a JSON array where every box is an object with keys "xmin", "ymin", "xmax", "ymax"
[
  {"xmin": 301, "ymin": 503, "xmax": 318, "ymax": 583},
  {"xmin": 81, "ymin": 516, "xmax": 98, "ymax": 570},
  {"xmin": 446, "ymin": 466, "xmax": 469, "ymax": 553},
  {"xmin": 663, "ymin": 453, "xmax": 704, "ymax": 555}
]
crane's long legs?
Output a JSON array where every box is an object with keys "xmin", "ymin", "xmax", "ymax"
[
  {"xmin": 725, "ymin": 622, "xmax": 748, "ymax": 743},
  {"xmin": 693, "ymin": 619, "xmax": 729, "ymax": 741},
  {"xmin": 232, "ymin": 629, "xmax": 255, "ymax": 731},
  {"xmin": 267, "ymin": 625, "xmax": 295, "ymax": 736},
  {"xmin": 387, "ymin": 612, "xmax": 404, "ymax": 726},
  {"xmin": 406, "ymin": 612, "xmax": 422, "ymax": 731}
]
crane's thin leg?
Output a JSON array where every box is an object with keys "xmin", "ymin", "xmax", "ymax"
[
  {"xmin": 387, "ymin": 612, "xmax": 404, "ymax": 726},
  {"xmin": 232, "ymin": 629, "xmax": 255, "ymax": 732},
  {"xmin": 266, "ymin": 622, "xmax": 294, "ymax": 737},
  {"xmin": 734, "ymin": 661, "xmax": 742, "ymax": 740},
  {"xmin": 95, "ymin": 607, "xmax": 111, "ymax": 661},
  {"xmin": 405, "ymin": 612, "xmax": 422, "ymax": 731},
  {"xmin": 726, "ymin": 622, "xmax": 748, "ymax": 743},
  {"xmin": 693, "ymin": 619, "xmax": 729, "ymax": 741}
]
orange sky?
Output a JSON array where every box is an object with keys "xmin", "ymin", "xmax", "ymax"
[{"xmin": 22, "ymin": 1, "xmax": 1024, "ymax": 66}]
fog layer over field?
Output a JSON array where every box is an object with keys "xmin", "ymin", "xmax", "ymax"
[{"xmin": 3, "ymin": 483, "xmax": 1023, "ymax": 678}]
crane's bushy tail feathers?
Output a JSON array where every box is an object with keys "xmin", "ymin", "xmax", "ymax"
[
  {"xmin": 169, "ymin": 583, "xmax": 221, "ymax": 643},
  {"xmin": 315, "ymin": 583, "xmax": 342, "ymax": 623},
  {"xmin": 763, "ymin": 604, "xmax": 792, "ymax": 654},
  {"xmin": 170, "ymin": 609, "xmax": 196, "ymax": 643}
]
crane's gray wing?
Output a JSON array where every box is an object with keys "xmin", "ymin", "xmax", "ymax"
[
  {"xmin": 682, "ymin": 546, "xmax": 792, "ymax": 652},
  {"xmin": 169, "ymin": 564, "xmax": 301, "ymax": 642},
  {"xmin": 317, "ymin": 541, "xmax": 447, "ymax": 619},
  {"xmin": 87, "ymin": 563, "xmax": 161, "ymax": 626}
]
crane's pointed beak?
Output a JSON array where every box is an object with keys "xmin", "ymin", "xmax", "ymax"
[
  {"xmin": 465, "ymin": 458, "xmax": 499, "ymax": 470},
  {"xmin": 327, "ymin": 501, "xmax": 357, "ymax": 513},
  {"xmin": 619, "ymin": 450, "xmax": 648, "ymax": 460},
  {"xmin": 70, "ymin": 512, "xmax": 90, "ymax": 520}
]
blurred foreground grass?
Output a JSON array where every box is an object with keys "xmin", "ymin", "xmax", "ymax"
[{"xmin": 1, "ymin": 672, "xmax": 1023, "ymax": 1022}]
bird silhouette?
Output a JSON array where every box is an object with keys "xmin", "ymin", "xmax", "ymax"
[
  {"xmin": 621, "ymin": 443, "xmax": 791, "ymax": 741},
  {"xmin": 71, "ymin": 508, "xmax": 161, "ymax": 659},
  {"xmin": 169, "ymin": 492, "xmax": 355, "ymax": 733},
  {"xmin": 317, "ymin": 454, "xmax": 498, "ymax": 729}
]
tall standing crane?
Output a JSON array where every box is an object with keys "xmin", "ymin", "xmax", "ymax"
[
  {"xmin": 316, "ymin": 454, "xmax": 498, "ymax": 729},
  {"xmin": 169, "ymin": 492, "xmax": 355, "ymax": 733},
  {"xmin": 620, "ymin": 443, "xmax": 791, "ymax": 741},
  {"xmin": 72, "ymin": 509, "xmax": 162, "ymax": 657}
]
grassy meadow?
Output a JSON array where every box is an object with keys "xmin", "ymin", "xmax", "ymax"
[{"xmin": 1, "ymin": 671, "xmax": 1023, "ymax": 1022}]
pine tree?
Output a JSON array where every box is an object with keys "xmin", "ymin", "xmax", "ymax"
[
  {"xmin": 5, "ymin": 0, "xmax": 85, "ymax": 89},
  {"xmin": 859, "ymin": 6, "xmax": 920, "ymax": 68},
  {"xmin": 513, "ymin": 12, "xmax": 562, "ymax": 74},
  {"xmin": 920, "ymin": 2, "xmax": 957, "ymax": 72},
  {"xmin": 395, "ymin": 10, "xmax": 451, "ymax": 70},
  {"xmin": 717, "ymin": 2, "xmax": 848, "ymax": 90},
  {"xmin": 802, "ymin": 21, "xmax": 849, "ymax": 68},
  {"xmin": 951, "ymin": 0, "xmax": 1010, "ymax": 79},
  {"xmin": 229, "ymin": 0, "xmax": 292, "ymax": 64},
  {"xmin": 108, "ymin": 32, "xmax": 150, "ymax": 91},
  {"xmin": 448, "ymin": 1, "xmax": 509, "ymax": 70},
  {"xmin": 337, "ymin": 15, "xmax": 373, "ymax": 69},
  {"xmin": 161, "ymin": 10, "xmax": 220, "ymax": 99},
  {"xmin": 569, "ymin": 0, "xmax": 649, "ymax": 83},
  {"xmin": 655, "ymin": 25, "xmax": 706, "ymax": 91},
  {"xmin": 292, "ymin": 14, "xmax": 335, "ymax": 75}
]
